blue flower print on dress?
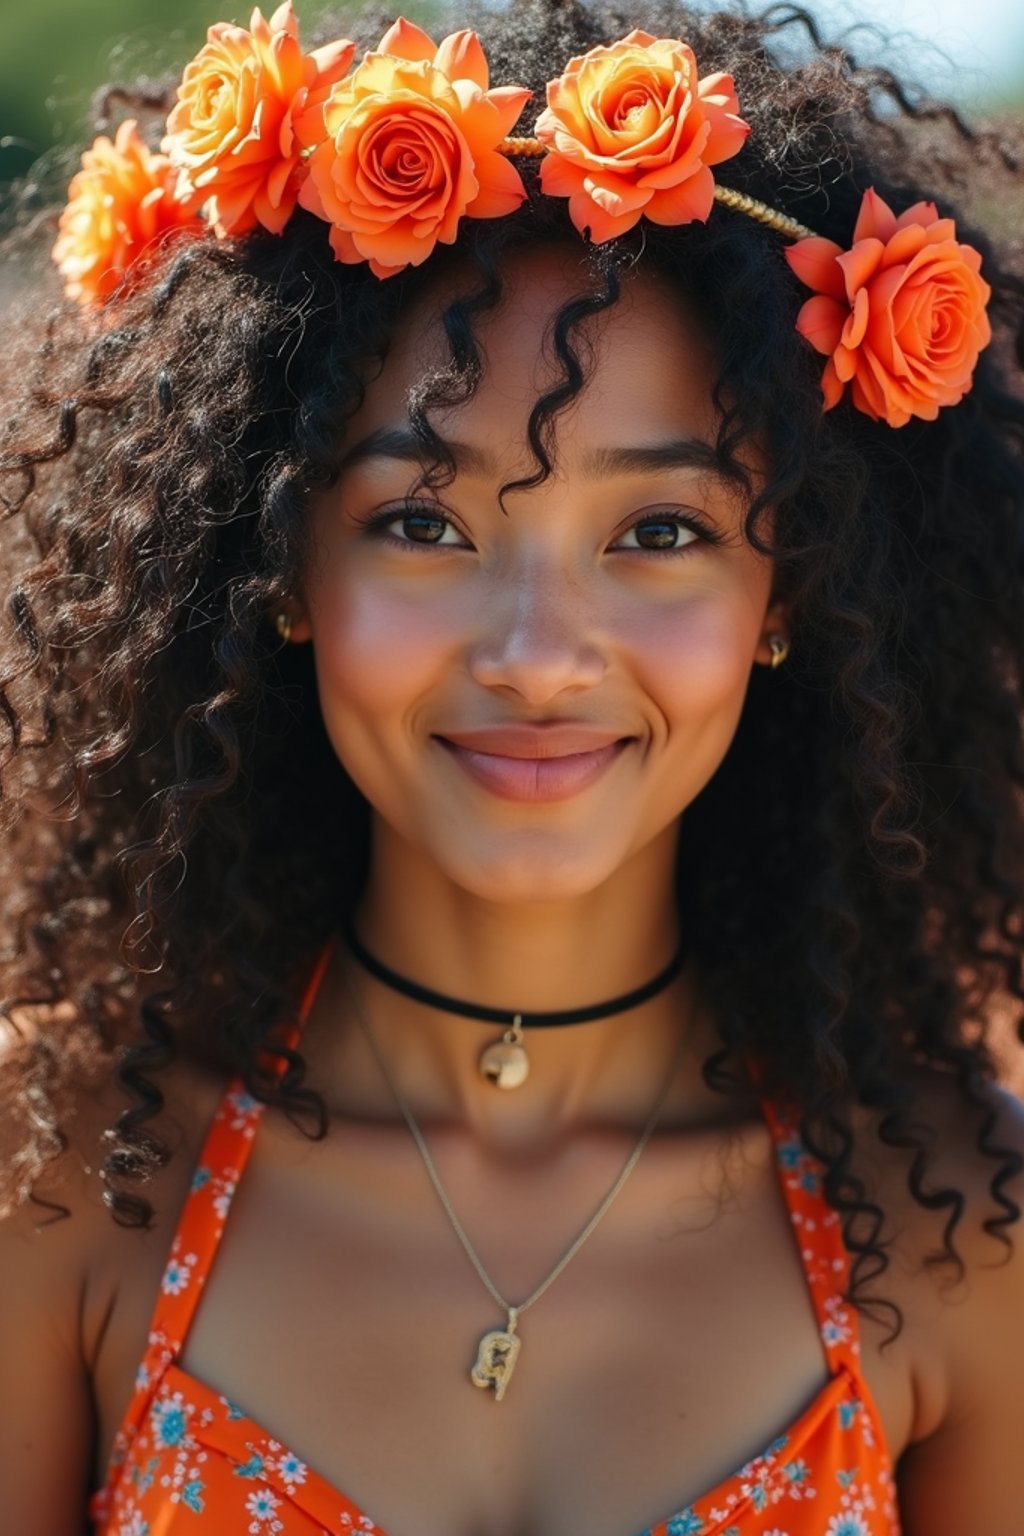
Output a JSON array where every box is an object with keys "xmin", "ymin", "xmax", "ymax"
[
  {"xmin": 150, "ymin": 1392, "xmax": 191, "ymax": 1450},
  {"xmin": 190, "ymin": 1165, "xmax": 212, "ymax": 1192},
  {"xmin": 825, "ymin": 1516, "xmax": 870, "ymax": 1536},
  {"xmin": 246, "ymin": 1486, "xmax": 282, "ymax": 1524},
  {"xmin": 129, "ymin": 1454, "xmax": 159, "ymax": 1496},
  {"xmin": 666, "ymin": 1511, "xmax": 705, "ymax": 1535},
  {"xmin": 838, "ymin": 1399, "xmax": 862, "ymax": 1431},
  {"xmin": 274, "ymin": 1450, "xmax": 308, "ymax": 1486},
  {"xmin": 234, "ymin": 1451, "xmax": 266, "ymax": 1478},
  {"xmin": 161, "ymin": 1254, "xmax": 195, "ymax": 1296},
  {"xmin": 180, "ymin": 1478, "xmax": 205, "ymax": 1512}
]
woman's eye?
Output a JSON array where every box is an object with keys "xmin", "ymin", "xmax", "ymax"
[
  {"xmin": 376, "ymin": 505, "xmax": 467, "ymax": 547},
  {"xmin": 614, "ymin": 514, "xmax": 704, "ymax": 554}
]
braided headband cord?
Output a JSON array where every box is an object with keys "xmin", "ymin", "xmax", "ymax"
[{"xmin": 498, "ymin": 137, "xmax": 819, "ymax": 242}]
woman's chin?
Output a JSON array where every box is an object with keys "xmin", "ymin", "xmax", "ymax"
[{"xmin": 423, "ymin": 831, "xmax": 630, "ymax": 907}]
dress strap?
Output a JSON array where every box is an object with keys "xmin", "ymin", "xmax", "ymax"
[
  {"xmin": 761, "ymin": 1099, "xmax": 862, "ymax": 1378},
  {"xmin": 144, "ymin": 944, "xmax": 334, "ymax": 1365}
]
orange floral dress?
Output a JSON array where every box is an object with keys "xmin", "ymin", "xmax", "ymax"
[{"xmin": 89, "ymin": 968, "xmax": 901, "ymax": 1536}]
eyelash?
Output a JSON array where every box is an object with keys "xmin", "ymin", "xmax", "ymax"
[{"xmin": 352, "ymin": 501, "xmax": 722, "ymax": 559}]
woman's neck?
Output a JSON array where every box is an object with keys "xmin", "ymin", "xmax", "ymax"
[{"xmin": 301, "ymin": 821, "xmax": 723, "ymax": 1147}]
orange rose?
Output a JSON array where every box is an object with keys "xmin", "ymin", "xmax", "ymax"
[
  {"xmin": 535, "ymin": 30, "xmax": 749, "ymax": 244},
  {"xmin": 52, "ymin": 120, "xmax": 205, "ymax": 306},
  {"xmin": 784, "ymin": 188, "xmax": 992, "ymax": 428},
  {"xmin": 163, "ymin": 1, "xmax": 354, "ymax": 237},
  {"xmin": 299, "ymin": 18, "xmax": 530, "ymax": 279}
]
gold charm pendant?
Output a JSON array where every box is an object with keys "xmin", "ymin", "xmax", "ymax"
[
  {"xmin": 470, "ymin": 1308, "xmax": 521, "ymax": 1400},
  {"xmin": 478, "ymin": 1016, "xmax": 529, "ymax": 1089}
]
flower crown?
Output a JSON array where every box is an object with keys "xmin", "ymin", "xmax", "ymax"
[{"xmin": 52, "ymin": 3, "xmax": 992, "ymax": 429}]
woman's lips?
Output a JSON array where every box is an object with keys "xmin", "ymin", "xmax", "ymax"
[{"xmin": 436, "ymin": 737, "xmax": 632, "ymax": 811}]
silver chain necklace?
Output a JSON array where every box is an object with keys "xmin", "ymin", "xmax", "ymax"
[{"xmin": 342, "ymin": 963, "xmax": 691, "ymax": 1402}]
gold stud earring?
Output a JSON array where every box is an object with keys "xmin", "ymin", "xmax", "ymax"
[
  {"xmin": 767, "ymin": 634, "xmax": 790, "ymax": 669},
  {"xmin": 275, "ymin": 612, "xmax": 293, "ymax": 643}
]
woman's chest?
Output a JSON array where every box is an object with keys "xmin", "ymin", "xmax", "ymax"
[{"xmin": 91, "ymin": 1118, "xmax": 915, "ymax": 1536}]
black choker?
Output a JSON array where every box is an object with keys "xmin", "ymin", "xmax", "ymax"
[{"xmin": 343, "ymin": 919, "xmax": 686, "ymax": 1090}]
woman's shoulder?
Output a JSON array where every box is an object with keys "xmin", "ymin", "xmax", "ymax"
[
  {"xmin": 0, "ymin": 1018, "xmax": 227, "ymax": 1291},
  {"xmin": 850, "ymin": 1072, "xmax": 1024, "ymax": 1459},
  {"xmin": 0, "ymin": 1017, "xmax": 229, "ymax": 1528}
]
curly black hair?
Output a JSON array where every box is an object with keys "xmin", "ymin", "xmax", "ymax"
[{"xmin": 1, "ymin": 0, "xmax": 1023, "ymax": 1328}]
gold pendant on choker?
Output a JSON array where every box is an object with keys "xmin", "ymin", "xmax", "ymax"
[
  {"xmin": 478, "ymin": 1015, "xmax": 529, "ymax": 1089},
  {"xmin": 470, "ymin": 1308, "xmax": 521, "ymax": 1400}
]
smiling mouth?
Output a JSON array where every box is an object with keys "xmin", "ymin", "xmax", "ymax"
[{"xmin": 435, "ymin": 735, "xmax": 632, "ymax": 803}]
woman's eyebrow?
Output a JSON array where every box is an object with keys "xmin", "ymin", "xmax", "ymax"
[
  {"xmin": 339, "ymin": 425, "xmax": 490, "ymax": 474},
  {"xmin": 339, "ymin": 425, "xmax": 743, "ymax": 490},
  {"xmin": 582, "ymin": 439, "xmax": 743, "ymax": 487}
]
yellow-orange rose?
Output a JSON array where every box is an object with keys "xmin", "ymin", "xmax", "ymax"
[
  {"xmin": 163, "ymin": 1, "xmax": 354, "ymax": 237},
  {"xmin": 535, "ymin": 30, "xmax": 749, "ymax": 243},
  {"xmin": 52, "ymin": 120, "xmax": 205, "ymax": 306},
  {"xmin": 299, "ymin": 19, "xmax": 530, "ymax": 279},
  {"xmin": 785, "ymin": 188, "xmax": 992, "ymax": 428}
]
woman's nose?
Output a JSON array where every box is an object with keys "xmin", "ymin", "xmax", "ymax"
[{"xmin": 466, "ymin": 563, "xmax": 607, "ymax": 704}]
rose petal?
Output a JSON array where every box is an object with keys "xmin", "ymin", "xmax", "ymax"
[
  {"xmin": 841, "ymin": 285, "xmax": 871, "ymax": 350},
  {"xmin": 852, "ymin": 187, "xmax": 897, "ymax": 244},
  {"xmin": 892, "ymin": 199, "xmax": 938, "ymax": 232},
  {"xmin": 784, "ymin": 237, "xmax": 847, "ymax": 302},
  {"xmin": 878, "ymin": 223, "xmax": 928, "ymax": 270},
  {"xmin": 584, "ymin": 171, "xmax": 650, "ymax": 217},
  {"xmin": 378, "ymin": 18, "xmax": 438, "ymax": 64},
  {"xmin": 832, "ymin": 342, "xmax": 858, "ymax": 384},
  {"xmin": 267, "ymin": 2, "xmax": 297, "ymax": 38},
  {"xmin": 696, "ymin": 70, "xmax": 740, "ymax": 114},
  {"xmin": 483, "ymin": 85, "xmax": 532, "ymax": 139},
  {"xmin": 297, "ymin": 165, "xmax": 327, "ymax": 218},
  {"xmin": 310, "ymin": 38, "xmax": 356, "ymax": 83},
  {"xmin": 466, "ymin": 150, "xmax": 528, "ymax": 218},
  {"xmin": 434, "ymin": 29, "xmax": 490, "ymax": 90},
  {"xmin": 568, "ymin": 188, "xmax": 645, "ymax": 242},
  {"xmin": 837, "ymin": 238, "xmax": 885, "ymax": 302},
  {"xmin": 453, "ymin": 85, "xmax": 530, "ymax": 146},
  {"xmin": 794, "ymin": 295, "xmax": 846, "ymax": 357},
  {"xmin": 645, "ymin": 161, "xmax": 715, "ymax": 224},
  {"xmin": 821, "ymin": 356, "xmax": 845, "ymax": 410}
]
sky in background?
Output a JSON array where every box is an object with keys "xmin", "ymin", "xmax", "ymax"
[{"xmin": 808, "ymin": 0, "xmax": 1024, "ymax": 108}]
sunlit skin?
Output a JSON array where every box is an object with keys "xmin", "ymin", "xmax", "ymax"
[{"xmin": 288, "ymin": 246, "xmax": 788, "ymax": 1138}]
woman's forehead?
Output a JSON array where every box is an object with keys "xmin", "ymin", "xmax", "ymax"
[{"xmin": 347, "ymin": 248, "xmax": 722, "ymax": 466}]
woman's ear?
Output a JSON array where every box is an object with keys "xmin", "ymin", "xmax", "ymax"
[
  {"xmin": 273, "ymin": 601, "xmax": 313, "ymax": 644},
  {"xmin": 753, "ymin": 595, "xmax": 791, "ymax": 668},
  {"xmin": 287, "ymin": 606, "xmax": 313, "ymax": 644}
]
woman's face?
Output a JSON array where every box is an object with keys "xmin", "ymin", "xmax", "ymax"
[{"xmin": 297, "ymin": 248, "xmax": 786, "ymax": 905}]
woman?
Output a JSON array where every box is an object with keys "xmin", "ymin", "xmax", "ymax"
[{"xmin": 1, "ymin": 0, "xmax": 1023, "ymax": 1530}]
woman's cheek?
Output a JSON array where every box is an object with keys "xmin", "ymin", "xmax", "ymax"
[
  {"xmin": 309, "ymin": 576, "xmax": 463, "ymax": 734},
  {"xmin": 628, "ymin": 590, "xmax": 764, "ymax": 720}
]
